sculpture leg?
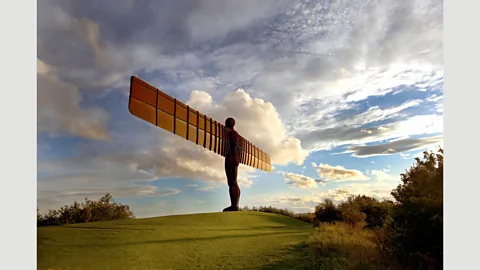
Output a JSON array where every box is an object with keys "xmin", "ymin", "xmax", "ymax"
[{"xmin": 223, "ymin": 164, "xmax": 240, "ymax": 212}]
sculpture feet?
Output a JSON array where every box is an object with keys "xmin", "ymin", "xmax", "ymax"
[{"xmin": 222, "ymin": 205, "xmax": 239, "ymax": 212}]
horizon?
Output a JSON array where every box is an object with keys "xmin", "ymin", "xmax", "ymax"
[{"xmin": 37, "ymin": 0, "xmax": 443, "ymax": 218}]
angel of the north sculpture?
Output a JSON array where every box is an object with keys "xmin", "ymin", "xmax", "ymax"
[{"xmin": 128, "ymin": 76, "xmax": 271, "ymax": 211}]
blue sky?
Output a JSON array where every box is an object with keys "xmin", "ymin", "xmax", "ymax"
[{"xmin": 37, "ymin": 0, "xmax": 443, "ymax": 217}]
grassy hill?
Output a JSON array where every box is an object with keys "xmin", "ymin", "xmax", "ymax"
[{"xmin": 37, "ymin": 211, "xmax": 315, "ymax": 270}]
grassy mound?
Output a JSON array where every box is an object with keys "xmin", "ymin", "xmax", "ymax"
[{"xmin": 38, "ymin": 211, "xmax": 314, "ymax": 270}]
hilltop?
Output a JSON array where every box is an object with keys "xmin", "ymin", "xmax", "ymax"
[{"xmin": 37, "ymin": 211, "xmax": 314, "ymax": 270}]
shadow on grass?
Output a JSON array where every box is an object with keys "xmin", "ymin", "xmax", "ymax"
[
  {"xmin": 252, "ymin": 212, "xmax": 312, "ymax": 226},
  {"xmin": 68, "ymin": 230, "xmax": 309, "ymax": 248},
  {"xmin": 60, "ymin": 226, "xmax": 155, "ymax": 231},
  {"xmin": 259, "ymin": 242, "xmax": 315, "ymax": 270},
  {"xmin": 214, "ymin": 225, "xmax": 312, "ymax": 231}
]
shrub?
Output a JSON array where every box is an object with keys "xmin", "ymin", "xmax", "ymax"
[
  {"xmin": 338, "ymin": 201, "xmax": 366, "ymax": 227},
  {"xmin": 307, "ymin": 222, "xmax": 390, "ymax": 269},
  {"xmin": 37, "ymin": 193, "xmax": 135, "ymax": 226}
]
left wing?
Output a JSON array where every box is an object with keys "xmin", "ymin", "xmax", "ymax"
[{"xmin": 128, "ymin": 76, "xmax": 272, "ymax": 172}]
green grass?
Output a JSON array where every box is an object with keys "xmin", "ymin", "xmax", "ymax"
[
  {"xmin": 307, "ymin": 222, "xmax": 395, "ymax": 270},
  {"xmin": 37, "ymin": 211, "xmax": 315, "ymax": 270}
]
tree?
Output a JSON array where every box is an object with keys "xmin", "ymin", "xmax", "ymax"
[
  {"xmin": 338, "ymin": 199, "xmax": 366, "ymax": 227},
  {"xmin": 383, "ymin": 148, "xmax": 443, "ymax": 269},
  {"xmin": 344, "ymin": 195, "xmax": 394, "ymax": 229}
]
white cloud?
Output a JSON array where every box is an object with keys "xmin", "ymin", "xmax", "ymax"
[
  {"xmin": 311, "ymin": 163, "xmax": 369, "ymax": 182},
  {"xmin": 186, "ymin": 89, "xmax": 309, "ymax": 166},
  {"xmin": 283, "ymin": 172, "xmax": 318, "ymax": 189}
]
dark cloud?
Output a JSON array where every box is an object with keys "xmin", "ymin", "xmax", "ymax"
[
  {"xmin": 347, "ymin": 136, "xmax": 443, "ymax": 157},
  {"xmin": 37, "ymin": 0, "xmax": 442, "ymax": 128},
  {"xmin": 37, "ymin": 60, "xmax": 110, "ymax": 141}
]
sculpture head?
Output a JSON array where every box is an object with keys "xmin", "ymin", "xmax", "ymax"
[{"xmin": 225, "ymin": 117, "xmax": 235, "ymax": 128}]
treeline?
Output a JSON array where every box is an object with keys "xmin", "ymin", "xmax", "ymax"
[
  {"xmin": 240, "ymin": 193, "xmax": 394, "ymax": 230},
  {"xmin": 37, "ymin": 193, "xmax": 135, "ymax": 226}
]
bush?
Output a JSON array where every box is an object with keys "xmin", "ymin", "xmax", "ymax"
[
  {"xmin": 382, "ymin": 148, "xmax": 443, "ymax": 269},
  {"xmin": 37, "ymin": 193, "xmax": 135, "ymax": 226},
  {"xmin": 307, "ymin": 222, "xmax": 390, "ymax": 269},
  {"xmin": 314, "ymin": 199, "xmax": 341, "ymax": 225}
]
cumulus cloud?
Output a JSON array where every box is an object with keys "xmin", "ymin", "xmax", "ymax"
[
  {"xmin": 97, "ymin": 88, "xmax": 309, "ymax": 189},
  {"xmin": 110, "ymin": 88, "xmax": 310, "ymax": 186},
  {"xmin": 186, "ymin": 89, "xmax": 309, "ymax": 166},
  {"xmin": 312, "ymin": 163, "xmax": 369, "ymax": 182},
  {"xmin": 344, "ymin": 135, "xmax": 443, "ymax": 157},
  {"xmin": 283, "ymin": 172, "xmax": 319, "ymax": 189},
  {"xmin": 37, "ymin": 59, "xmax": 110, "ymax": 141}
]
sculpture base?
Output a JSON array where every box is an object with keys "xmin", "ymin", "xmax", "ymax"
[{"xmin": 222, "ymin": 205, "xmax": 239, "ymax": 212}]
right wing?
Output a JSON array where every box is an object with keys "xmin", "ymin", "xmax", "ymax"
[{"xmin": 128, "ymin": 76, "xmax": 272, "ymax": 172}]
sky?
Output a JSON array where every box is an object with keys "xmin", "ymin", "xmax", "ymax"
[{"xmin": 37, "ymin": 0, "xmax": 443, "ymax": 218}]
